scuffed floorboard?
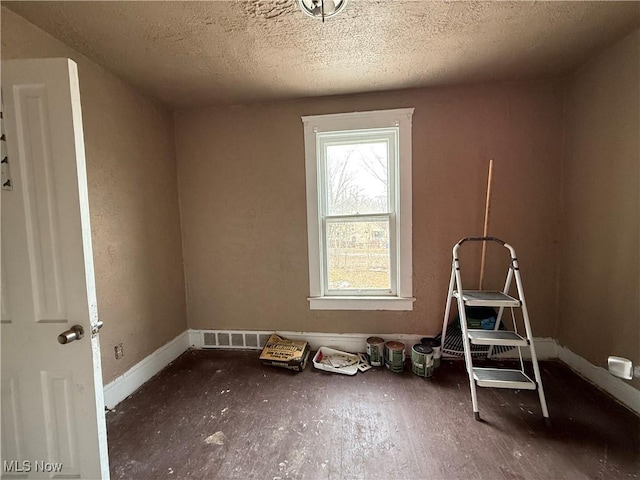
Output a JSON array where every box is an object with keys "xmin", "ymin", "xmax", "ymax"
[{"xmin": 107, "ymin": 350, "xmax": 639, "ymax": 479}]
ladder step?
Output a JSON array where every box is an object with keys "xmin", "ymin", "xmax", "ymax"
[
  {"xmin": 473, "ymin": 367, "xmax": 537, "ymax": 389},
  {"xmin": 468, "ymin": 330, "xmax": 529, "ymax": 346},
  {"xmin": 454, "ymin": 290, "xmax": 521, "ymax": 307}
]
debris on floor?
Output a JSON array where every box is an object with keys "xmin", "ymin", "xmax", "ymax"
[
  {"xmin": 312, "ymin": 347, "xmax": 371, "ymax": 375},
  {"xmin": 357, "ymin": 353, "xmax": 373, "ymax": 372},
  {"xmin": 259, "ymin": 334, "xmax": 310, "ymax": 372},
  {"xmin": 204, "ymin": 431, "xmax": 226, "ymax": 445}
]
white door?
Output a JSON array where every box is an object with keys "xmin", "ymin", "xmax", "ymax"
[{"xmin": 1, "ymin": 59, "xmax": 109, "ymax": 479}]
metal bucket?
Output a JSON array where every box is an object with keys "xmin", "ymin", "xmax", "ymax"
[
  {"xmin": 384, "ymin": 341, "xmax": 405, "ymax": 373},
  {"xmin": 366, "ymin": 336, "xmax": 385, "ymax": 367},
  {"xmin": 421, "ymin": 337, "xmax": 442, "ymax": 368},
  {"xmin": 411, "ymin": 344, "xmax": 434, "ymax": 377}
]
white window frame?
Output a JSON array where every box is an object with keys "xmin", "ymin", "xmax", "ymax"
[{"xmin": 302, "ymin": 108, "xmax": 415, "ymax": 311}]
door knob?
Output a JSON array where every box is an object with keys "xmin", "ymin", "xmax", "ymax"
[{"xmin": 58, "ymin": 325, "xmax": 85, "ymax": 344}]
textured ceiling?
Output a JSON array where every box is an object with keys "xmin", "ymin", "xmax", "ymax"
[{"xmin": 4, "ymin": 1, "xmax": 640, "ymax": 109}]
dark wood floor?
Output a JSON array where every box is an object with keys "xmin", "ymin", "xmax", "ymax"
[{"xmin": 106, "ymin": 350, "xmax": 639, "ymax": 480}]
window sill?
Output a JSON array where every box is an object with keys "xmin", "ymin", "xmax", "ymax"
[{"xmin": 308, "ymin": 296, "xmax": 415, "ymax": 311}]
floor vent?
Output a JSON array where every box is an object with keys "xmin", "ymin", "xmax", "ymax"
[{"xmin": 200, "ymin": 330, "xmax": 267, "ymax": 350}]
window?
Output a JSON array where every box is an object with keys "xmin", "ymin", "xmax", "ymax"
[{"xmin": 302, "ymin": 108, "xmax": 414, "ymax": 310}]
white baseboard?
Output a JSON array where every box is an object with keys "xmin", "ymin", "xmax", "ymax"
[
  {"xmin": 276, "ymin": 330, "xmax": 426, "ymax": 353},
  {"xmin": 558, "ymin": 345, "xmax": 640, "ymax": 415},
  {"xmin": 491, "ymin": 337, "xmax": 558, "ymax": 360},
  {"xmin": 103, "ymin": 331, "xmax": 190, "ymax": 409}
]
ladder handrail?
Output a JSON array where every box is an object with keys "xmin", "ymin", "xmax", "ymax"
[{"xmin": 453, "ymin": 236, "xmax": 517, "ymax": 260}]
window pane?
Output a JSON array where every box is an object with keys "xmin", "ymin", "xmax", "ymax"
[
  {"xmin": 326, "ymin": 142, "xmax": 388, "ymax": 215},
  {"xmin": 326, "ymin": 219, "xmax": 390, "ymax": 291}
]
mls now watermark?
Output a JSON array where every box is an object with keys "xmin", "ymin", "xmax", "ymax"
[{"xmin": 3, "ymin": 460, "xmax": 64, "ymax": 473}]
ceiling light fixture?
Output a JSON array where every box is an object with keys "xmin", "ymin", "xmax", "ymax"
[{"xmin": 296, "ymin": 0, "xmax": 348, "ymax": 22}]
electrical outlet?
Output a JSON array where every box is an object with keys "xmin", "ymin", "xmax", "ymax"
[{"xmin": 114, "ymin": 343, "xmax": 124, "ymax": 360}]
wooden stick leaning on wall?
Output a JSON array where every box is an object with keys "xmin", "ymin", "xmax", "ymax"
[{"xmin": 478, "ymin": 159, "xmax": 494, "ymax": 290}]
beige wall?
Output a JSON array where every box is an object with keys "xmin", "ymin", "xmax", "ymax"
[
  {"xmin": 175, "ymin": 81, "xmax": 564, "ymax": 337},
  {"xmin": 7, "ymin": 4, "xmax": 634, "ymax": 394},
  {"xmin": 559, "ymin": 29, "xmax": 640, "ymax": 387},
  {"xmin": 1, "ymin": 8, "xmax": 187, "ymax": 384}
]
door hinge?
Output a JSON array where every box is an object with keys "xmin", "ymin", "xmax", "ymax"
[
  {"xmin": 91, "ymin": 320, "xmax": 104, "ymax": 336},
  {"xmin": 1, "ymin": 96, "xmax": 13, "ymax": 191}
]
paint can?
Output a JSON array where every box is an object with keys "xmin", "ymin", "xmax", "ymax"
[
  {"xmin": 421, "ymin": 337, "xmax": 442, "ymax": 368},
  {"xmin": 411, "ymin": 344, "xmax": 434, "ymax": 378},
  {"xmin": 384, "ymin": 341, "xmax": 405, "ymax": 373},
  {"xmin": 429, "ymin": 339, "xmax": 442, "ymax": 368},
  {"xmin": 366, "ymin": 336, "xmax": 385, "ymax": 367}
]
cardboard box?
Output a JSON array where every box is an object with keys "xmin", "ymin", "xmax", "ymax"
[{"xmin": 259, "ymin": 334, "xmax": 310, "ymax": 372}]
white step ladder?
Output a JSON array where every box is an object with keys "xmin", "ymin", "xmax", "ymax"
[{"xmin": 441, "ymin": 237, "xmax": 550, "ymax": 426}]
